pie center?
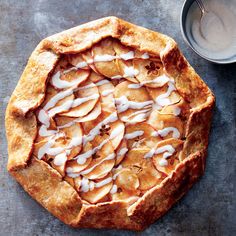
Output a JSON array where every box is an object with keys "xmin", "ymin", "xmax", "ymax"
[{"xmin": 33, "ymin": 38, "xmax": 190, "ymax": 204}]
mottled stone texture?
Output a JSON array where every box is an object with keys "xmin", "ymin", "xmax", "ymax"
[{"xmin": 0, "ymin": 0, "xmax": 235, "ymax": 235}]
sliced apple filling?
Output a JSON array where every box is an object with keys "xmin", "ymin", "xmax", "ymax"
[{"xmin": 33, "ymin": 37, "xmax": 190, "ymax": 204}]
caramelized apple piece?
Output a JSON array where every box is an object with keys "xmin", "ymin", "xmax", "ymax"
[
  {"xmin": 125, "ymin": 123, "xmax": 161, "ymax": 149},
  {"xmin": 82, "ymin": 50, "xmax": 101, "ymax": 74},
  {"xmin": 61, "ymin": 79, "xmax": 99, "ymax": 117},
  {"xmin": 66, "ymin": 141, "xmax": 93, "ymax": 175},
  {"xmin": 88, "ymin": 70, "xmax": 105, "ymax": 83},
  {"xmin": 115, "ymin": 140, "xmax": 128, "ymax": 166},
  {"xmin": 152, "ymin": 139, "xmax": 183, "ymax": 175},
  {"xmin": 148, "ymin": 110, "xmax": 184, "ymax": 139},
  {"xmin": 75, "ymin": 101, "xmax": 102, "ymax": 122},
  {"xmin": 55, "ymin": 116, "xmax": 83, "ymax": 159},
  {"xmin": 80, "ymin": 173, "xmax": 113, "ymax": 204},
  {"xmin": 109, "ymin": 120, "xmax": 125, "ymax": 150},
  {"xmin": 92, "ymin": 38, "xmax": 120, "ymax": 78},
  {"xmin": 114, "ymin": 81, "xmax": 152, "ymax": 123},
  {"xmin": 97, "ymin": 80, "xmax": 116, "ymax": 113},
  {"xmin": 42, "ymin": 85, "xmax": 75, "ymax": 117},
  {"xmin": 122, "ymin": 148, "xmax": 162, "ymax": 191},
  {"xmin": 133, "ymin": 59, "xmax": 167, "ymax": 87}
]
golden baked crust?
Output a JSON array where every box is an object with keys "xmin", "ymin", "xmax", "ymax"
[{"xmin": 5, "ymin": 16, "xmax": 215, "ymax": 231}]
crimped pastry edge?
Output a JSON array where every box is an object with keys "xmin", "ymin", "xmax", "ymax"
[{"xmin": 5, "ymin": 16, "xmax": 215, "ymax": 231}]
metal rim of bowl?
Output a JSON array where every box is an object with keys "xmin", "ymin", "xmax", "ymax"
[{"xmin": 180, "ymin": 0, "xmax": 236, "ymax": 64}]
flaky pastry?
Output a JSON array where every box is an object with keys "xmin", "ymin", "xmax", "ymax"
[{"xmin": 5, "ymin": 17, "xmax": 215, "ymax": 231}]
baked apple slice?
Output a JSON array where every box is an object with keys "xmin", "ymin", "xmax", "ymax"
[
  {"xmin": 133, "ymin": 59, "xmax": 168, "ymax": 88},
  {"xmin": 66, "ymin": 142, "xmax": 93, "ymax": 175},
  {"xmin": 148, "ymin": 110, "xmax": 184, "ymax": 139},
  {"xmin": 42, "ymin": 85, "xmax": 75, "ymax": 117},
  {"xmin": 152, "ymin": 139, "xmax": 183, "ymax": 175},
  {"xmin": 115, "ymin": 140, "xmax": 128, "ymax": 166},
  {"xmin": 79, "ymin": 135, "xmax": 115, "ymax": 180},
  {"xmin": 122, "ymin": 148, "xmax": 162, "ymax": 191},
  {"xmin": 81, "ymin": 50, "xmax": 101, "ymax": 74},
  {"xmin": 114, "ymin": 80, "xmax": 153, "ymax": 123},
  {"xmin": 55, "ymin": 116, "xmax": 83, "ymax": 159},
  {"xmin": 125, "ymin": 123, "xmax": 162, "ymax": 149},
  {"xmin": 61, "ymin": 79, "xmax": 99, "ymax": 117},
  {"xmin": 67, "ymin": 53, "xmax": 90, "ymax": 70},
  {"xmin": 79, "ymin": 173, "xmax": 113, "ymax": 204},
  {"xmin": 92, "ymin": 38, "xmax": 120, "ymax": 78},
  {"xmin": 97, "ymin": 79, "xmax": 116, "ymax": 113},
  {"xmin": 75, "ymin": 100, "xmax": 102, "ymax": 123}
]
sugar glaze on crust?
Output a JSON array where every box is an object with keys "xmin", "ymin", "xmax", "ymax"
[{"xmin": 5, "ymin": 17, "xmax": 215, "ymax": 231}]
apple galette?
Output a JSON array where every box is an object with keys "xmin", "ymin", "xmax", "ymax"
[{"xmin": 5, "ymin": 17, "xmax": 215, "ymax": 230}]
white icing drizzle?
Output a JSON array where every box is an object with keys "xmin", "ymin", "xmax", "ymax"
[
  {"xmin": 48, "ymin": 100, "xmax": 74, "ymax": 117},
  {"xmin": 151, "ymin": 131, "xmax": 159, "ymax": 137},
  {"xmin": 112, "ymin": 170, "xmax": 123, "ymax": 180},
  {"xmin": 124, "ymin": 130, "xmax": 144, "ymax": 140},
  {"xmin": 127, "ymin": 114, "xmax": 148, "ymax": 124},
  {"xmin": 80, "ymin": 176, "xmax": 113, "ymax": 192},
  {"xmin": 173, "ymin": 106, "xmax": 181, "ymax": 116},
  {"xmin": 95, "ymin": 177, "xmax": 112, "ymax": 188},
  {"xmin": 111, "ymin": 75, "xmax": 123, "ymax": 79},
  {"xmin": 81, "ymin": 178, "xmax": 90, "ymax": 192},
  {"xmin": 94, "ymin": 54, "xmax": 116, "ymax": 62},
  {"xmin": 38, "ymin": 138, "xmax": 65, "ymax": 160},
  {"xmin": 68, "ymin": 136, "xmax": 83, "ymax": 148},
  {"xmin": 80, "ymin": 153, "xmax": 115, "ymax": 175},
  {"xmin": 47, "ymin": 94, "xmax": 99, "ymax": 117},
  {"xmin": 89, "ymin": 181, "xmax": 95, "ymax": 191},
  {"xmin": 43, "ymin": 89, "xmax": 73, "ymax": 111},
  {"xmin": 51, "ymin": 71, "xmax": 82, "ymax": 89},
  {"xmin": 155, "ymin": 145, "xmax": 175, "ymax": 155},
  {"xmin": 158, "ymin": 127, "xmax": 180, "ymax": 139},
  {"xmin": 37, "ymin": 129, "xmax": 81, "ymax": 160},
  {"xmin": 155, "ymin": 82, "xmax": 176, "ymax": 107},
  {"xmin": 141, "ymin": 52, "xmax": 150, "ymax": 59},
  {"xmin": 109, "ymin": 126, "xmax": 123, "ymax": 140},
  {"xmin": 117, "ymin": 147, "xmax": 128, "ymax": 157},
  {"xmin": 53, "ymin": 152, "xmax": 67, "ymax": 166},
  {"xmin": 123, "ymin": 66, "xmax": 139, "ymax": 78},
  {"xmin": 120, "ymin": 51, "xmax": 134, "ymax": 60},
  {"xmin": 38, "ymin": 139, "xmax": 54, "ymax": 160},
  {"xmin": 66, "ymin": 172, "xmax": 81, "ymax": 178},
  {"xmin": 95, "ymin": 79, "xmax": 110, "ymax": 86},
  {"xmin": 71, "ymin": 94, "xmax": 99, "ymax": 108},
  {"xmin": 159, "ymin": 159, "xmax": 168, "ymax": 167},
  {"xmin": 101, "ymin": 89, "xmax": 114, "ymax": 96},
  {"xmin": 128, "ymin": 83, "xmax": 143, "ymax": 89},
  {"xmin": 39, "ymin": 125, "xmax": 57, "ymax": 137},
  {"xmin": 75, "ymin": 139, "xmax": 109, "ymax": 165},
  {"xmin": 144, "ymin": 148, "xmax": 156, "ymax": 159},
  {"xmin": 123, "ymin": 109, "xmax": 151, "ymax": 120},
  {"xmin": 127, "ymin": 74, "xmax": 170, "ymax": 89},
  {"xmin": 144, "ymin": 144, "xmax": 175, "ymax": 159},
  {"xmin": 75, "ymin": 61, "xmax": 88, "ymax": 69},
  {"xmin": 110, "ymin": 184, "xmax": 118, "ymax": 194},
  {"xmin": 115, "ymin": 96, "xmax": 153, "ymax": 113},
  {"xmin": 46, "ymin": 146, "xmax": 65, "ymax": 156},
  {"xmin": 146, "ymin": 74, "xmax": 170, "ymax": 85},
  {"xmin": 38, "ymin": 109, "xmax": 50, "ymax": 128},
  {"xmin": 83, "ymin": 112, "xmax": 118, "ymax": 144}
]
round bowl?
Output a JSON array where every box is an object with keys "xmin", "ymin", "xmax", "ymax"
[{"xmin": 180, "ymin": 0, "xmax": 236, "ymax": 64}]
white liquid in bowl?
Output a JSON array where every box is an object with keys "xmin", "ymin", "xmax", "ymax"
[{"xmin": 186, "ymin": 0, "xmax": 236, "ymax": 60}]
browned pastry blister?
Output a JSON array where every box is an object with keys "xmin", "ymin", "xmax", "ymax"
[{"xmin": 5, "ymin": 17, "xmax": 215, "ymax": 231}]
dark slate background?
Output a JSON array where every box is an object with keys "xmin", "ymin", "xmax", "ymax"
[{"xmin": 0, "ymin": 0, "xmax": 235, "ymax": 235}]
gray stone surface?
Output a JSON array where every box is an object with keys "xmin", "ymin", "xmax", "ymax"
[{"xmin": 0, "ymin": 0, "xmax": 235, "ymax": 235}]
